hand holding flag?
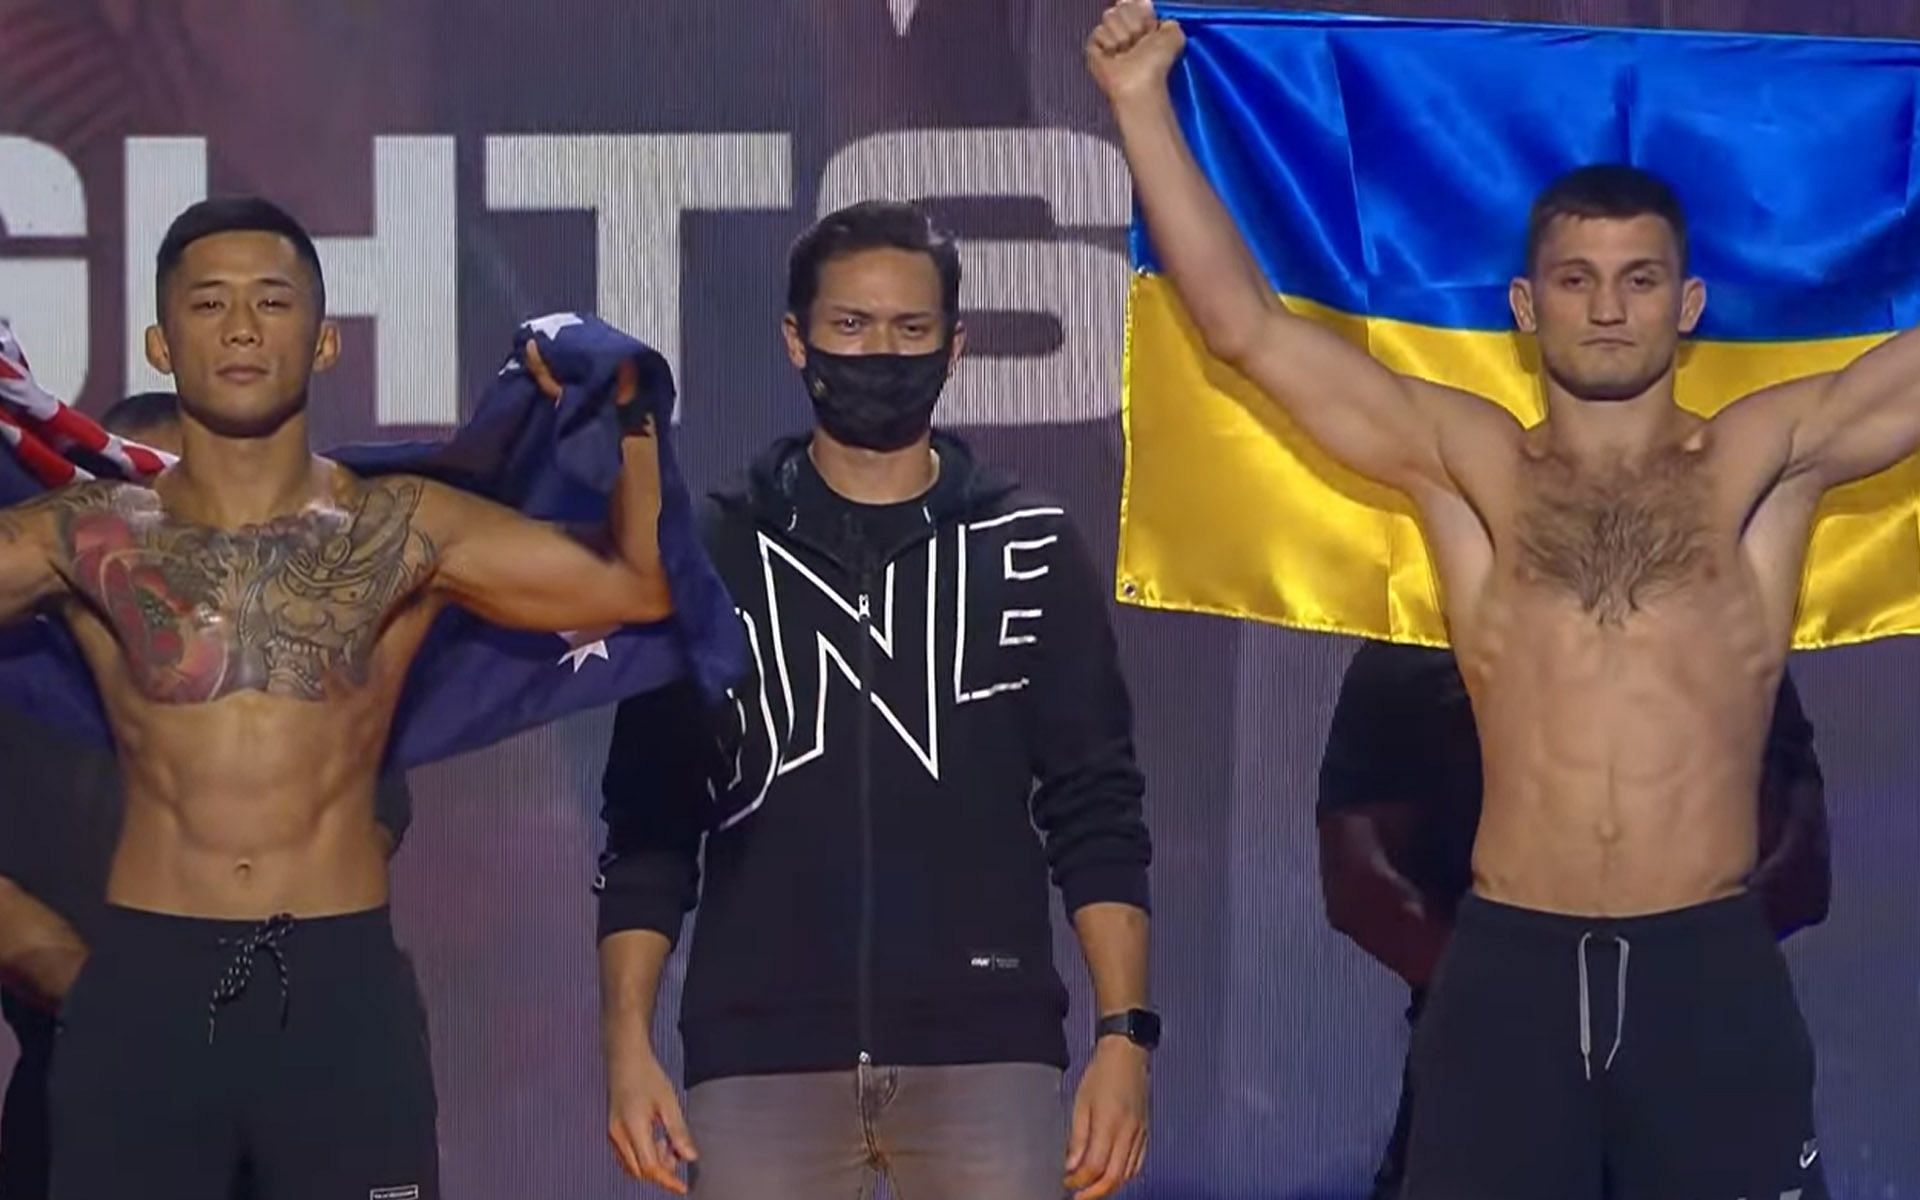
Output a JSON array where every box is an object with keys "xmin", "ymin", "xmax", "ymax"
[{"xmin": 1086, "ymin": 0, "xmax": 1185, "ymax": 100}]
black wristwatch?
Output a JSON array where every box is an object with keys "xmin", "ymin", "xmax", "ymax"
[{"xmin": 1095, "ymin": 1008, "xmax": 1162, "ymax": 1051}]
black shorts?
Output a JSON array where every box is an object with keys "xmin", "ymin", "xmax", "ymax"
[
  {"xmin": 1405, "ymin": 893, "xmax": 1826, "ymax": 1200},
  {"xmin": 49, "ymin": 906, "xmax": 438, "ymax": 1200}
]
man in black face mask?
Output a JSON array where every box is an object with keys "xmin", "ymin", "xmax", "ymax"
[{"xmin": 593, "ymin": 200, "xmax": 1156, "ymax": 1200}]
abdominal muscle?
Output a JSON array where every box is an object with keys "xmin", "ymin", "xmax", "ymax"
[
  {"xmin": 1454, "ymin": 577, "xmax": 1779, "ymax": 917},
  {"xmin": 74, "ymin": 611, "xmax": 421, "ymax": 920}
]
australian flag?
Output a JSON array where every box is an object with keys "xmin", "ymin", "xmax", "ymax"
[{"xmin": 0, "ymin": 313, "xmax": 745, "ymax": 768}]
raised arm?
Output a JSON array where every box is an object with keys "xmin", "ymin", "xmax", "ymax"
[
  {"xmin": 1087, "ymin": 1, "xmax": 1504, "ymax": 498},
  {"xmin": 419, "ymin": 452, "xmax": 670, "ymax": 632},
  {"xmin": 1763, "ymin": 327, "xmax": 1920, "ymax": 490},
  {"xmin": 419, "ymin": 349, "xmax": 672, "ymax": 632},
  {"xmin": 1713, "ymin": 329, "xmax": 1920, "ymax": 626}
]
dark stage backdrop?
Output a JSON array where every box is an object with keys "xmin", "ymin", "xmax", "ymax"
[{"xmin": 2, "ymin": 1, "xmax": 1916, "ymax": 1195}]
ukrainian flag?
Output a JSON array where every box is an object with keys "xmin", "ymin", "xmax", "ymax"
[{"xmin": 1119, "ymin": 6, "xmax": 1920, "ymax": 648}]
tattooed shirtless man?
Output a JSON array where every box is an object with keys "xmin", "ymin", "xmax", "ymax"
[
  {"xmin": 0, "ymin": 198, "xmax": 670, "ymax": 1200},
  {"xmin": 1091, "ymin": 5, "xmax": 1920, "ymax": 1198}
]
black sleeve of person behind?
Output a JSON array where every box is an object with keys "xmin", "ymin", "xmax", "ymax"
[
  {"xmin": 1317, "ymin": 640, "xmax": 1484, "ymax": 816},
  {"xmin": 1763, "ymin": 668, "xmax": 1823, "ymax": 787},
  {"xmin": 596, "ymin": 497, "xmax": 737, "ymax": 944},
  {"xmin": 1318, "ymin": 641, "xmax": 1485, "ymax": 908},
  {"xmin": 1757, "ymin": 667, "xmax": 1826, "ymax": 856},
  {"xmin": 595, "ymin": 677, "xmax": 727, "ymax": 944},
  {"xmin": 372, "ymin": 768, "xmax": 414, "ymax": 846},
  {"xmin": 0, "ymin": 713, "xmax": 125, "ymax": 936},
  {"xmin": 1018, "ymin": 512, "xmax": 1152, "ymax": 915}
]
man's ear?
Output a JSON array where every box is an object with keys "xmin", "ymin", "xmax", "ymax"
[
  {"xmin": 781, "ymin": 312, "xmax": 808, "ymax": 371},
  {"xmin": 311, "ymin": 320, "xmax": 342, "ymax": 374},
  {"xmin": 1677, "ymin": 277, "xmax": 1706, "ymax": 336},
  {"xmin": 1509, "ymin": 277, "xmax": 1538, "ymax": 334},
  {"xmin": 144, "ymin": 324, "xmax": 174, "ymax": 376}
]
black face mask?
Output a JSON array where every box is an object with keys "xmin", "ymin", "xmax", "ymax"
[{"xmin": 802, "ymin": 343, "xmax": 951, "ymax": 452}]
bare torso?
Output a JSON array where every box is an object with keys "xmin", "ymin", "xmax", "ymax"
[
  {"xmin": 51, "ymin": 471, "xmax": 442, "ymax": 918},
  {"xmin": 1436, "ymin": 419, "xmax": 1803, "ymax": 916}
]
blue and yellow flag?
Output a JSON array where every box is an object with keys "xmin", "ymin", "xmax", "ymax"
[{"xmin": 1120, "ymin": 7, "xmax": 1920, "ymax": 648}]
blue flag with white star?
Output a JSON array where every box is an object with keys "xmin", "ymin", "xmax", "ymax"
[{"xmin": 0, "ymin": 314, "xmax": 745, "ymax": 768}]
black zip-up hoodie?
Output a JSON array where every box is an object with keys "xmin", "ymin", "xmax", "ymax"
[{"xmin": 596, "ymin": 431, "xmax": 1151, "ymax": 1086}]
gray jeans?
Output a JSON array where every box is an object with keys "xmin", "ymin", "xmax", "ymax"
[{"xmin": 686, "ymin": 1061, "xmax": 1067, "ymax": 1200}]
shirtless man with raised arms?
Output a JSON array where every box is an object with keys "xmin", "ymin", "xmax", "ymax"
[
  {"xmin": 0, "ymin": 197, "xmax": 672, "ymax": 1200},
  {"xmin": 1089, "ymin": 4, "xmax": 1920, "ymax": 1196}
]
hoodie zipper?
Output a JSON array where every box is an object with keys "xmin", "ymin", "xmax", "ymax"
[
  {"xmin": 852, "ymin": 524, "xmax": 932, "ymax": 1067},
  {"xmin": 856, "ymin": 565, "xmax": 877, "ymax": 1065}
]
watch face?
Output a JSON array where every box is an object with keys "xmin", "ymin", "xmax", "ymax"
[
  {"xmin": 1131, "ymin": 1009, "xmax": 1162, "ymax": 1048},
  {"xmin": 1103, "ymin": 1008, "xmax": 1161, "ymax": 1048}
]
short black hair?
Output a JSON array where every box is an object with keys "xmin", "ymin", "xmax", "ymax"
[
  {"xmin": 786, "ymin": 200, "xmax": 962, "ymax": 330},
  {"xmin": 1526, "ymin": 165, "xmax": 1689, "ymax": 273},
  {"xmin": 100, "ymin": 391, "xmax": 180, "ymax": 439},
  {"xmin": 155, "ymin": 196, "xmax": 326, "ymax": 316}
]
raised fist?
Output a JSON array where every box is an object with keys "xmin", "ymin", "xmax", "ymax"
[{"xmin": 1086, "ymin": 0, "xmax": 1187, "ymax": 103}]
